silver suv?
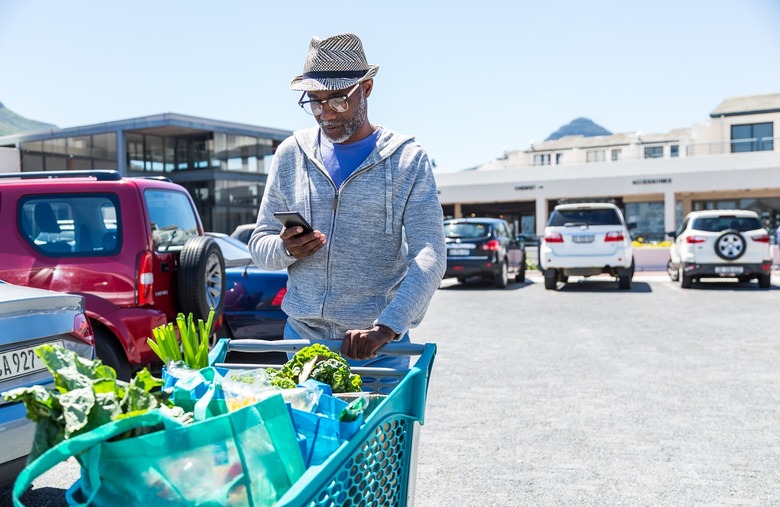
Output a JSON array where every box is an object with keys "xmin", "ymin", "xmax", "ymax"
[
  {"xmin": 540, "ymin": 203, "xmax": 635, "ymax": 290},
  {"xmin": 667, "ymin": 209, "xmax": 772, "ymax": 288}
]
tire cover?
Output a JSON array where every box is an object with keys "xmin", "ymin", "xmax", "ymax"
[
  {"xmin": 178, "ymin": 236, "xmax": 226, "ymax": 323},
  {"xmin": 714, "ymin": 229, "xmax": 746, "ymax": 260}
]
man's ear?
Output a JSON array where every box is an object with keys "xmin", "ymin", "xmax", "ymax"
[{"xmin": 362, "ymin": 79, "xmax": 373, "ymax": 98}]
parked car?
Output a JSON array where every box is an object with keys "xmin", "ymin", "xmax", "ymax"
[
  {"xmin": 540, "ymin": 202, "xmax": 635, "ymax": 290},
  {"xmin": 443, "ymin": 217, "xmax": 526, "ymax": 288},
  {"xmin": 207, "ymin": 233, "xmax": 288, "ymax": 340},
  {"xmin": 230, "ymin": 223, "xmax": 255, "ymax": 244},
  {"xmin": 0, "ymin": 281, "xmax": 95, "ymax": 487},
  {"xmin": 667, "ymin": 209, "xmax": 772, "ymax": 288},
  {"xmin": 0, "ymin": 170, "xmax": 225, "ymax": 379}
]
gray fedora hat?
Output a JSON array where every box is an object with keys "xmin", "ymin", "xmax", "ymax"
[{"xmin": 290, "ymin": 32, "xmax": 379, "ymax": 91}]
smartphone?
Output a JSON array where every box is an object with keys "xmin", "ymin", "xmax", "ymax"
[{"xmin": 274, "ymin": 211, "xmax": 314, "ymax": 234}]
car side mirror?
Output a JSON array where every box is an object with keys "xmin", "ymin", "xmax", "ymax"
[
  {"xmin": 627, "ymin": 222, "xmax": 638, "ymax": 230},
  {"xmin": 666, "ymin": 231, "xmax": 677, "ymax": 239}
]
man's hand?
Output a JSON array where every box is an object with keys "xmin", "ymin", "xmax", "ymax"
[
  {"xmin": 281, "ymin": 226, "xmax": 326, "ymax": 259},
  {"xmin": 341, "ymin": 325, "xmax": 396, "ymax": 360}
]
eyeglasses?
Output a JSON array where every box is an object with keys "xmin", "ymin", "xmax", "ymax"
[{"xmin": 298, "ymin": 83, "xmax": 360, "ymax": 116}]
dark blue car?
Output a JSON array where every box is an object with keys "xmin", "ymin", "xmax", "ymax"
[{"xmin": 207, "ymin": 233, "xmax": 288, "ymax": 341}]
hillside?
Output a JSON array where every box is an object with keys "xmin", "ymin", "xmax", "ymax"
[
  {"xmin": 545, "ymin": 117, "xmax": 612, "ymax": 141},
  {"xmin": 0, "ymin": 101, "xmax": 58, "ymax": 136}
]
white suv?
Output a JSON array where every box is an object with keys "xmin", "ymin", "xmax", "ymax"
[
  {"xmin": 667, "ymin": 209, "xmax": 772, "ymax": 289},
  {"xmin": 540, "ymin": 203, "xmax": 635, "ymax": 290}
]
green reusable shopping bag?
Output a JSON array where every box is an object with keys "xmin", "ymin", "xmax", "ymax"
[{"xmin": 13, "ymin": 393, "xmax": 306, "ymax": 507}]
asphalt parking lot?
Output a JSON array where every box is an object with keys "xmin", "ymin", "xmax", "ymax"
[{"xmin": 413, "ymin": 270, "xmax": 780, "ymax": 506}]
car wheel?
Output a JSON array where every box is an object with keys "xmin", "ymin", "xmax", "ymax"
[
  {"xmin": 680, "ymin": 269, "xmax": 693, "ymax": 289},
  {"xmin": 515, "ymin": 262, "xmax": 526, "ymax": 283},
  {"xmin": 494, "ymin": 260, "xmax": 508, "ymax": 288},
  {"xmin": 618, "ymin": 273, "xmax": 631, "ymax": 290},
  {"xmin": 668, "ymin": 260, "xmax": 679, "ymax": 281},
  {"xmin": 544, "ymin": 269, "xmax": 558, "ymax": 290},
  {"xmin": 94, "ymin": 327, "xmax": 132, "ymax": 381},
  {"xmin": 758, "ymin": 274, "xmax": 771, "ymax": 289},
  {"xmin": 178, "ymin": 236, "xmax": 226, "ymax": 323},
  {"xmin": 714, "ymin": 229, "xmax": 746, "ymax": 260}
]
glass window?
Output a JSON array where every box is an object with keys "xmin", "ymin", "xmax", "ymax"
[
  {"xmin": 127, "ymin": 133, "xmax": 145, "ymax": 171},
  {"xmin": 625, "ymin": 202, "xmax": 665, "ymax": 242},
  {"xmin": 144, "ymin": 189, "xmax": 200, "ymax": 251},
  {"xmin": 547, "ymin": 208, "xmax": 621, "ymax": 227},
  {"xmin": 555, "ymin": 153, "xmax": 562, "ymax": 165},
  {"xmin": 670, "ymin": 145, "xmax": 679, "ymax": 157},
  {"xmin": 731, "ymin": 122, "xmax": 773, "ymax": 152},
  {"xmin": 644, "ymin": 146, "xmax": 663, "ymax": 158},
  {"xmin": 586, "ymin": 150, "xmax": 605, "ymax": 163},
  {"xmin": 611, "ymin": 149, "xmax": 621, "ymax": 161},
  {"xmin": 19, "ymin": 194, "xmax": 121, "ymax": 256},
  {"xmin": 533, "ymin": 153, "xmax": 550, "ymax": 166},
  {"xmin": 145, "ymin": 135, "xmax": 164, "ymax": 172},
  {"xmin": 443, "ymin": 223, "xmax": 489, "ymax": 239}
]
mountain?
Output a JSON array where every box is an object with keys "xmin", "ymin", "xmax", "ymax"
[
  {"xmin": 545, "ymin": 117, "xmax": 612, "ymax": 141},
  {"xmin": 0, "ymin": 101, "xmax": 58, "ymax": 136}
]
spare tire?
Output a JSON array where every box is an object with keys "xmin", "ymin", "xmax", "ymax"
[
  {"xmin": 178, "ymin": 236, "xmax": 226, "ymax": 323},
  {"xmin": 714, "ymin": 229, "xmax": 746, "ymax": 260}
]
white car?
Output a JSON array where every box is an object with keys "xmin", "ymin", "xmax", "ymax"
[
  {"xmin": 540, "ymin": 202, "xmax": 635, "ymax": 290},
  {"xmin": 667, "ymin": 209, "xmax": 772, "ymax": 288},
  {"xmin": 0, "ymin": 281, "xmax": 94, "ymax": 487}
]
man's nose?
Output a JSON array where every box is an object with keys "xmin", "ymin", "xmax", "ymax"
[{"xmin": 317, "ymin": 104, "xmax": 338, "ymax": 120}]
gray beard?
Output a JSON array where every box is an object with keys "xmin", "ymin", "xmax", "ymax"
[{"xmin": 321, "ymin": 93, "xmax": 367, "ymax": 143}]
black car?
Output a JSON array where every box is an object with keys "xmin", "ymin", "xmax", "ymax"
[{"xmin": 443, "ymin": 218, "xmax": 527, "ymax": 288}]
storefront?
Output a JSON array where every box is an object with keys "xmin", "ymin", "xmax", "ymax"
[{"xmin": 435, "ymin": 93, "xmax": 780, "ymax": 243}]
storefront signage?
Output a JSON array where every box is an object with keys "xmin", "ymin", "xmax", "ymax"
[
  {"xmin": 632, "ymin": 178, "xmax": 672, "ymax": 185},
  {"xmin": 514, "ymin": 184, "xmax": 537, "ymax": 191}
]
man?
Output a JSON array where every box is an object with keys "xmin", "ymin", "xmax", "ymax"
[{"xmin": 248, "ymin": 33, "xmax": 446, "ymax": 367}]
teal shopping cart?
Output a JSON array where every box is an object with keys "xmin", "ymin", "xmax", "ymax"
[{"xmin": 209, "ymin": 338, "xmax": 437, "ymax": 507}]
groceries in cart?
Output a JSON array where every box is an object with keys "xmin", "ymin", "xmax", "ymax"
[{"xmin": 3, "ymin": 341, "xmax": 380, "ymax": 506}]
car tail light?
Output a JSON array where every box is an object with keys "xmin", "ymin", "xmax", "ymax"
[
  {"xmin": 271, "ymin": 287, "xmax": 287, "ymax": 307},
  {"xmin": 751, "ymin": 234, "xmax": 770, "ymax": 243},
  {"xmin": 604, "ymin": 231, "xmax": 625, "ymax": 242},
  {"xmin": 686, "ymin": 236, "xmax": 706, "ymax": 244},
  {"xmin": 481, "ymin": 239, "xmax": 500, "ymax": 251},
  {"xmin": 544, "ymin": 232, "xmax": 564, "ymax": 243},
  {"xmin": 72, "ymin": 313, "xmax": 94, "ymax": 345},
  {"xmin": 136, "ymin": 251, "xmax": 154, "ymax": 306}
]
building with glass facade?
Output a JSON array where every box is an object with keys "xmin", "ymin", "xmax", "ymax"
[
  {"xmin": 435, "ymin": 92, "xmax": 780, "ymax": 244},
  {"xmin": 0, "ymin": 113, "xmax": 292, "ymax": 233}
]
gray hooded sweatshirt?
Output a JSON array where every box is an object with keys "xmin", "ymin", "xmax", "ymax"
[{"xmin": 248, "ymin": 125, "xmax": 446, "ymax": 342}]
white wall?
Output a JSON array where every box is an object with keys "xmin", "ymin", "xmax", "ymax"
[{"xmin": 0, "ymin": 147, "xmax": 21, "ymax": 172}]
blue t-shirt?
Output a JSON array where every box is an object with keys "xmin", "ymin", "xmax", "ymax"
[{"xmin": 320, "ymin": 128, "xmax": 381, "ymax": 188}]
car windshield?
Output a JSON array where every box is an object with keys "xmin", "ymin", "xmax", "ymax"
[
  {"xmin": 691, "ymin": 216, "xmax": 762, "ymax": 232},
  {"xmin": 548, "ymin": 209, "xmax": 621, "ymax": 226},
  {"xmin": 444, "ymin": 223, "xmax": 490, "ymax": 239}
]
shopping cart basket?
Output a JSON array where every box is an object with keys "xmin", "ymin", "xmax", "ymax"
[{"xmin": 209, "ymin": 338, "xmax": 437, "ymax": 507}]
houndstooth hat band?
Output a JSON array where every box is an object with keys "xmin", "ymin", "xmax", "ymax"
[{"xmin": 290, "ymin": 33, "xmax": 379, "ymax": 92}]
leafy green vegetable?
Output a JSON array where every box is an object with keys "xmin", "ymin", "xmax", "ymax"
[
  {"xmin": 147, "ymin": 309, "xmax": 214, "ymax": 369},
  {"xmin": 1, "ymin": 344, "xmax": 175, "ymax": 461},
  {"xmin": 266, "ymin": 344, "xmax": 361, "ymax": 393}
]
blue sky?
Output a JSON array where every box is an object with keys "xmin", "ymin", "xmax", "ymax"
[{"xmin": 1, "ymin": 0, "xmax": 779, "ymax": 173}]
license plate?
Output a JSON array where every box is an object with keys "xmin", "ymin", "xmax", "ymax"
[
  {"xmin": 449, "ymin": 249, "xmax": 470, "ymax": 256},
  {"xmin": 572, "ymin": 235, "xmax": 594, "ymax": 244},
  {"xmin": 0, "ymin": 342, "xmax": 57, "ymax": 382},
  {"xmin": 715, "ymin": 266, "xmax": 743, "ymax": 274}
]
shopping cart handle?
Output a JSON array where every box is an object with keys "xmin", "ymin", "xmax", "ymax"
[{"xmin": 227, "ymin": 339, "xmax": 426, "ymax": 357}]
